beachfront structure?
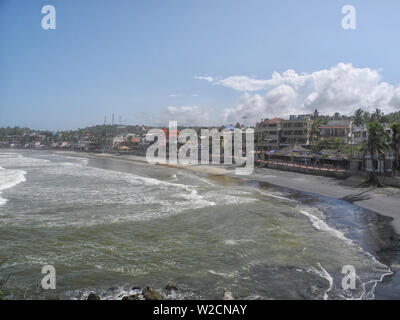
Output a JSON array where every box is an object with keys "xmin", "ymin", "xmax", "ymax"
[
  {"xmin": 351, "ymin": 124, "xmax": 368, "ymax": 144},
  {"xmin": 255, "ymin": 118, "xmax": 284, "ymax": 154},
  {"xmin": 280, "ymin": 115, "xmax": 312, "ymax": 147},
  {"xmin": 319, "ymin": 120, "xmax": 353, "ymax": 144},
  {"xmin": 255, "ymin": 115, "xmax": 312, "ymax": 160}
]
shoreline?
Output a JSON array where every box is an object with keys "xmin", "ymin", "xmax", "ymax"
[{"xmin": 2, "ymin": 149, "xmax": 399, "ymax": 299}]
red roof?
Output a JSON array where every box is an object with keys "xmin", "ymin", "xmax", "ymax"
[{"xmin": 265, "ymin": 118, "xmax": 284, "ymax": 125}]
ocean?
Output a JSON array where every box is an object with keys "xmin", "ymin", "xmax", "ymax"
[{"xmin": 0, "ymin": 150, "xmax": 399, "ymax": 300}]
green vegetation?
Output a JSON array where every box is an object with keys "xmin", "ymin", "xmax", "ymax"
[
  {"xmin": 361, "ymin": 122, "xmax": 390, "ymax": 185},
  {"xmin": 0, "ymin": 124, "xmax": 150, "ymax": 146}
]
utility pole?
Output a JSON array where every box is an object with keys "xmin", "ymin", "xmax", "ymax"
[{"xmin": 242, "ymin": 116, "xmax": 248, "ymax": 128}]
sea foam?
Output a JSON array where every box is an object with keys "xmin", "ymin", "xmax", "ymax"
[
  {"xmin": 0, "ymin": 166, "xmax": 27, "ymax": 206},
  {"xmin": 297, "ymin": 205, "xmax": 392, "ymax": 300}
]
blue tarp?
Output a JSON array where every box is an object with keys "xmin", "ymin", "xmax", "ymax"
[{"xmin": 223, "ymin": 125, "xmax": 236, "ymax": 131}]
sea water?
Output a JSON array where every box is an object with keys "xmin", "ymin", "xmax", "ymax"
[{"xmin": 0, "ymin": 150, "xmax": 398, "ymax": 300}]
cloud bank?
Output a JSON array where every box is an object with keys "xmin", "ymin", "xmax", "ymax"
[{"xmin": 195, "ymin": 63, "xmax": 400, "ymax": 125}]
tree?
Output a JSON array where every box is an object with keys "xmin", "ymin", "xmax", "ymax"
[
  {"xmin": 333, "ymin": 112, "xmax": 341, "ymax": 120},
  {"xmin": 363, "ymin": 110, "xmax": 371, "ymax": 123},
  {"xmin": 353, "ymin": 108, "xmax": 364, "ymax": 127},
  {"xmin": 310, "ymin": 118, "xmax": 322, "ymax": 144},
  {"xmin": 370, "ymin": 108, "xmax": 385, "ymax": 123},
  {"xmin": 390, "ymin": 122, "xmax": 400, "ymax": 172},
  {"xmin": 362, "ymin": 122, "xmax": 390, "ymax": 186}
]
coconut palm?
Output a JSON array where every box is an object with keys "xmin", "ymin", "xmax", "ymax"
[
  {"xmin": 310, "ymin": 118, "xmax": 322, "ymax": 144},
  {"xmin": 353, "ymin": 108, "xmax": 364, "ymax": 127},
  {"xmin": 362, "ymin": 122, "xmax": 390, "ymax": 186}
]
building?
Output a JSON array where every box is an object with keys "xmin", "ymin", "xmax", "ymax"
[
  {"xmin": 352, "ymin": 124, "xmax": 368, "ymax": 144},
  {"xmin": 255, "ymin": 118, "xmax": 284, "ymax": 154},
  {"xmin": 280, "ymin": 115, "xmax": 312, "ymax": 147},
  {"xmin": 112, "ymin": 136, "xmax": 125, "ymax": 148},
  {"xmin": 7, "ymin": 135, "xmax": 22, "ymax": 146},
  {"xmin": 320, "ymin": 120, "xmax": 353, "ymax": 144}
]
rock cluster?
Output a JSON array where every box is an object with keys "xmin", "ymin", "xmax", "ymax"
[{"xmin": 87, "ymin": 283, "xmax": 234, "ymax": 300}]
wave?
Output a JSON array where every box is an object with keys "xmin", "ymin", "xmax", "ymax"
[
  {"xmin": 0, "ymin": 154, "xmax": 50, "ymax": 167},
  {"xmin": 0, "ymin": 166, "xmax": 26, "ymax": 206},
  {"xmin": 297, "ymin": 206, "xmax": 392, "ymax": 300},
  {"xmin": 307, "ymin": 263, "xmax": 334, "ymax": 300},
  {"xmin": 257, "ymin": 190, "xmax": 297, "ymax": 202}
]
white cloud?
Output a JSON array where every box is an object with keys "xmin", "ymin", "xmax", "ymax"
[
  {"xmin": 163, "ymin": 105, "xmax": 213, "ymax": 126},
  {"xmin": 193, "ymin": 76, "xmax": 214, "ymax": 82},
  {"xmin": 168, "ymin": 94, "xmax": 182, "ymax": 97},
  {"xmin": 203, "ymin": 63, "xmax": 400, "ymax": 125}
]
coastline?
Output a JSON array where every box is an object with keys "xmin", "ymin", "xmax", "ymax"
[
  {"xmin": 2, "ymin": 149, "xmax": 399, "ymax": 299},
  {"xmin": 56, "ymin": 150, "xmax": 400, "ymax": 235},
  {"xmin": 56, "ymin": 149, "xmax": 400, "ymax": 299}
]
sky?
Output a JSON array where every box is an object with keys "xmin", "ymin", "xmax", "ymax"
[{"xmin": 1, "ymin": 0, "xmax": 400, "ymax": 130}]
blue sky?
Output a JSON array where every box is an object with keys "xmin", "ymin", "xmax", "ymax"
[{"xmin": 1, "ymin": 0, "xmax": 400, "ymax": 130}]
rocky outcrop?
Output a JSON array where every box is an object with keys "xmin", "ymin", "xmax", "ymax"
[
  {"xmin": 87, "ymin": 293, "xmax": 101, "ymax": 300},
  {"xmin": 122, "ymin": 294, "xmax": 140, "ymax": 300},
  {"xmin": 142, "ymin": 286, "xmax": 162, "ymax": 300},
  {"xmin": 165, "ymin": 282, "xmax": 178, "ymax": 293}
]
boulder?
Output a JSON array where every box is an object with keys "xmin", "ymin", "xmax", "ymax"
[
  {"xmin": 122, "ymin": 294, "xmax": 140, "ymax": 300},
  {"xmin": 223, "ymin": 291, "xmax": 234, "ymax": 300},
  {"xmin": 165, "ymin": 282, "xmax": 178, "ymax": 292},
  {"xmin": 87, "ymin": 293, "xmax": 101, "ymax": 300},
  {"xmin": 142, "ymin": 286, "xmax": 162, "ymax": 300}
]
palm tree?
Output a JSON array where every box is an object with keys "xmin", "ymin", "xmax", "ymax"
[
  {"xmin": 371, "ymin": 108, "xmax": 385, "ymax": 123},
  {"xmin": 353, "ymin": 108, "xmax": 364, "ymax": 127},
  {"xmin": 310, "ymin": 118, "xmax": 322, "ymax": 144},
  {"xmin": 390, "ymin": 122, "xmax": 400, "ymax": 172},
  {"xmin": 362, "ymin": 122, "xmax": 389, "ymax": 186}
]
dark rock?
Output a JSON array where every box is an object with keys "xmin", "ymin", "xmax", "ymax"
[
  {"xmin": 165, "ymin": 282, "xmax": 178, "ymax": 292},
  {"xmin": 142, "ymin": 286, "xmax": 162, "ymax": 300},
  {"xmin": 122, "ymin": 294, "xmax": 140, "ymax": 300},
  {"xmin": 131, "ymin": 286, "xmax": 141, "ymax": 291},
  {"xmin": 87, "ymin": 293, "xmax": 101, "ymax": 300}
]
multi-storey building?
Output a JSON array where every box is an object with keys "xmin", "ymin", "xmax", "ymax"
[
  {"xmin": 255, "ymin": 118, "xmax": 284, "ymax": 154},
  {"xmin": 319, "ymin": 120, "xmax": 353, "ymax": 144},
  {"xmin": 280, "ymin": 115, "xmax": 312, "ymax": 147}
]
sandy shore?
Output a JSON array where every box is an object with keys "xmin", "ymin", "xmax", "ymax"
[{"xmin": 59, "ymin": 151, "xmax": 400, "ymax": 234}]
